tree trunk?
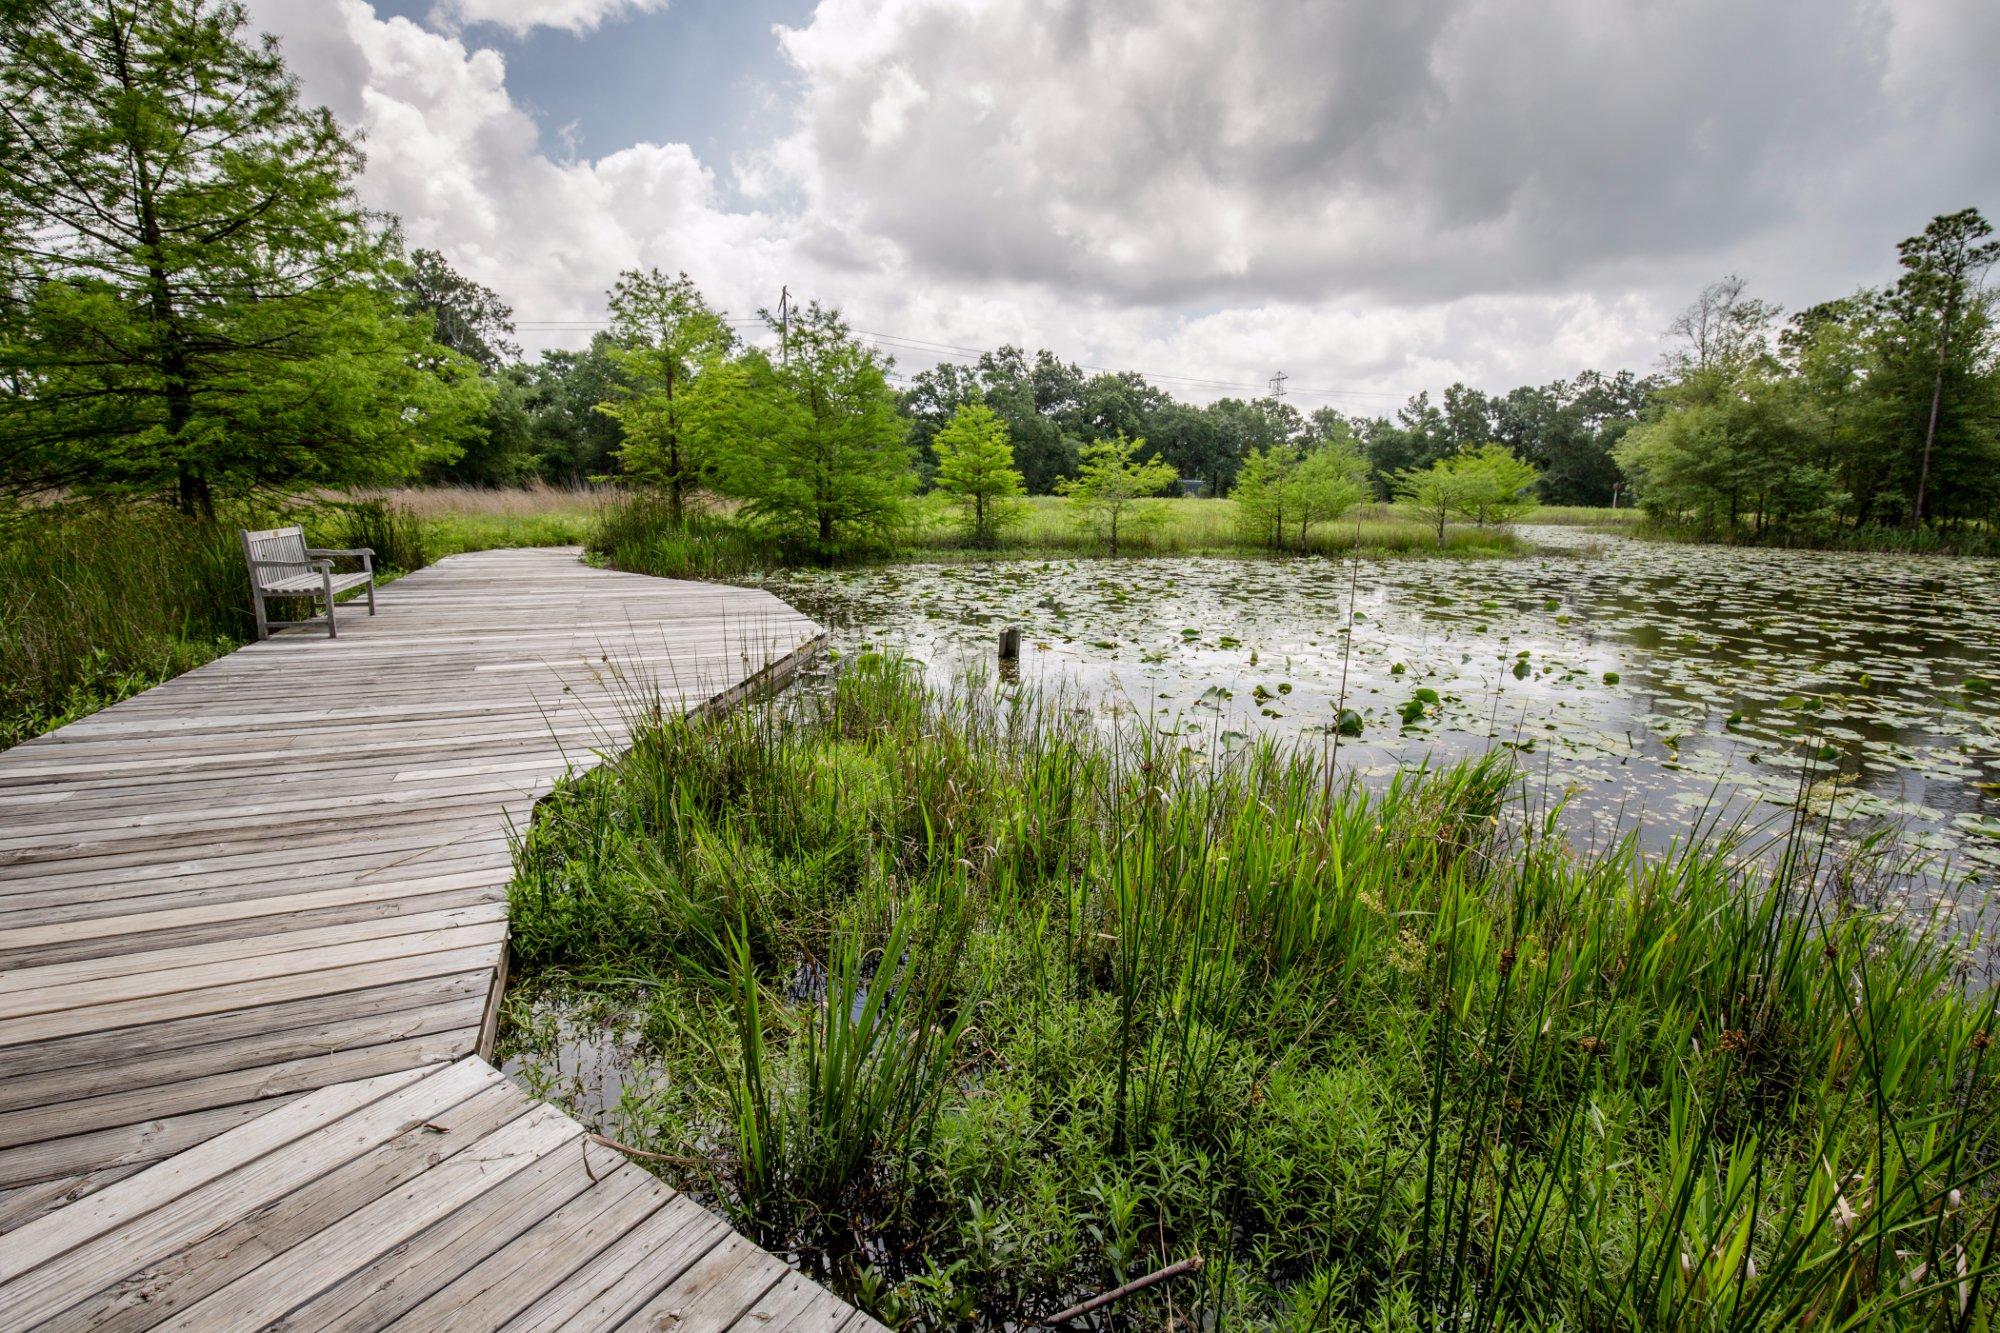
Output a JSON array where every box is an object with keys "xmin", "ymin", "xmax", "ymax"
[
  {"xmin": 1913, "ymin": 317, "xmax": 1951, "ymax": 527},
  {"xmin": 667, "ymin": 440, "xmax": 685, "ymax": 527},
  {"xmin": 116, "ymin": 15, "xmax": 204, "ymax": 517},
  {"xmin": 176, "ymin": 465, "xmax": 212, "ymax": 519},
  {"xmin": 665, "ymin": 363, "xmax": 683, "ymax": 526}
]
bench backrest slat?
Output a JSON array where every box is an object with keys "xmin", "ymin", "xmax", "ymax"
[{"xmin": 242, "ymin": 525, "xmax": 311, "ymax": 588}]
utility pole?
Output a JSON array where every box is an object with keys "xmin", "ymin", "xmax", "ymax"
[
  {"xmin": 1267, "ymin": 370, "xmax": 1288, "ymax": 400},
  {"xmin": 777, "ymin": 285, "xmax": 790, "ymax": 365}
]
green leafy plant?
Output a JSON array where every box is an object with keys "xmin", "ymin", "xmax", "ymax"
[
  {"xmin": 1056, "ymin": 433, "xmax": 1178, "ymax": 555},
  {"xmin": 930, "ymin": 402, "xmax": 1027, "ymax": 548}
]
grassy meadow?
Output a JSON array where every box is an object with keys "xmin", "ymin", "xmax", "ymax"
[{"xmin": 503, "ymin": 655, "xmax": 2000, "ymax": 1330}]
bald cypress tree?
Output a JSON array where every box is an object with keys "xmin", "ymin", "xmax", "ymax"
[{"xmin": 0, "ymin": 0, "xmax": 485, "ymax": 513}]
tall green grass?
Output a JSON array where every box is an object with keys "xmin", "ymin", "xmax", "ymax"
[
  {"xmin": 1531, "ymin": 503, "xmax": 1647, "ymax": 528},
  {"xmin": 1635, "ymin": 515, "xmax": 2000, "ymax": 556},
  {"xmin": 0, "ymin": 491, "xmax": 608, "ymax": 750},
  {"xmin": 0, "ymin": 503, "xmax": 248, "ymax": 747},
  {"xmin": 592, "ymin": 493, "xmax": 778, "ymax": 580},
  {"xmin": 505, "ymin": 657, "xmax": 2000, "ymax": 1330}
]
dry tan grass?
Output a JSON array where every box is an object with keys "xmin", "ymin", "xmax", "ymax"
[{"xmin": 345, "ymin": 482, "xmax": 616, "ymax": 520}]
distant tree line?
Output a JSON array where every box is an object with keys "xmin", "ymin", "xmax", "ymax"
[
  {"xmin": 335, "ymin": 242, "xmax": 1635, "ymax": 518},
  {"xmin": 895, "ymin": 352, "xmax": 1647, "ymax": 507}
]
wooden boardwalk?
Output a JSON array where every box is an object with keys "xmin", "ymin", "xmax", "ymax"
[{"xmin": 0, "ymin": 548, "xmax": 876, "ymax": 1331}]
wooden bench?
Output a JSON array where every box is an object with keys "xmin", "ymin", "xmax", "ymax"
[{"xmin": 241, "ymin": 525, "xmax": 376, "ymax": 639}]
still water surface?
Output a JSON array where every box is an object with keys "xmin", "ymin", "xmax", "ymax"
[{"xmin": 767, "ymin": 529, "xmax": 2000, "ymax": 897}]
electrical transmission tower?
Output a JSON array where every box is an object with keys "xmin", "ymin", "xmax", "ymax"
[{"xmin": 1267, "ymin": 370, "xmax": 1288, "ymax": 400}]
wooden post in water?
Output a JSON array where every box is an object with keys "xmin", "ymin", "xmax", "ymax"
[{"xmin": 998, "ymin": 626, "xmax": 1021, "ymax": 662}]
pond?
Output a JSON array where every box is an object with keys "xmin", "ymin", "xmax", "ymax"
[{"xmin": 766, "ymin": 528, "xmax": 2000, "ymax": 908}]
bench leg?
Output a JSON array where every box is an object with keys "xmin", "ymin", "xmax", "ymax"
[
  {"xmin": 366, "ymin": 571, "xmax": 376, "ymax": 616},
  {"xmin": 323, "ymin": 567, "xmax": 338, "ymax": 638},
  {"xmin": 251, "ymin": 586, "xmax": 269, "ymax": 641}
]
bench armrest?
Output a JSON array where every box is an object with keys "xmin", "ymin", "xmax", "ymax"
[{"xmin": 306, "ymin": 547, "xmax": 374, "ymax": 571}]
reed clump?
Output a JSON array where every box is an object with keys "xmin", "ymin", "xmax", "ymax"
[
  {"xmin": 0, "ymin": 502, "xmax": 247, "ymax": 747},
  {"xmin": 506, "ymin": 655, "xmax": 2000, "ymax": 1330}
]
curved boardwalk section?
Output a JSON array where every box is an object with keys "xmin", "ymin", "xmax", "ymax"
[{"xmin": 0, "ymin": 548, "xmax": 877, "ymax": 1332}]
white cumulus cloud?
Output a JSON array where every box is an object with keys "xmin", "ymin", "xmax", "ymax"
[{"xmin": 243, "ymin": 0, "xmax": 2000, "ymax": 406}]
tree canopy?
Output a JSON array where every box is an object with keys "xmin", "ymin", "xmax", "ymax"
[
  {"xmin": 1394, "ymin": 445, "xmax": 1542, "ymax": 544},
  {"xmin": 1233, "ymin": 438, "xmax": 1368, "ymax": 552},
  {"xmin": 1618, "ymin": 211, "xmax": 2000, "ymax": 535},
  {"xmin": 400, "ymin": 247, "xmax": 518, "ymax": 371},
  {"xmin": 0, "ymin": 0, "xmax": 486, "ymax": 512},
  {"xmin": 1057, "ymin": 432, "xmax": 1176, "ymax": 555},
  {"xmin": 717, "ymin": 301, "xmax": 912, "ymax": 561},
  {"xmin": 931, "ymin": 401, "xmax": 1025, "ymax": 547},
  {"xmin": 595, "ymin": 269, "xmax": 736, "ymax": 522}
]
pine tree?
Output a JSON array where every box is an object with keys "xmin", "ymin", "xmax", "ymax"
[
  {"xmin": 0, "ymin": 0, "xmax": 485, "ymax": 513},
  {"xmin": 595, "ymin": 270, "xmax": 735, "ymax": 522},
  {"xmin": 931, "ymin": 402, "xmax": 1024, "ymax": 547},
  {"xmin": 1880, "ymin": 209, "xmax": 2000, "ymax": 525}
]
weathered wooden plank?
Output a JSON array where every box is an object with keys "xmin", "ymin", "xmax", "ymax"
[
  {"xmin": 612, "ymin": 1230, "xmax": 789, "ymax": 1333},
  {"xmin": 0, "ymin": 885, "xmax": 501, "ymax": 969},
  {"xmin": 383, "ymin": 1163, "xmax": 666, "ymax": 1333},
  {"xmin": 36, "ymin": 1080, "xmax": 532, "ymax": 1333},
  {"xmin": 0, "ymin": 548, "xmax": 862, "ymax": 1333},
  {"xmin": 2, "ymin": 1067, "xmax": 495, "ymax": 1324},
  {"xmin": 0, "ymin": 1026, "xmax": 478, "ymax": 1151},
  {"xmin": 0, "ymin": 902, "xmax": 506, "ymax": 998},
  {"xmin": 272, "ymin": 1137, "xmax": 630, "ymax": 1331},
  {"xmin": 499, "ymin": 1196, "xmax": 729, "ymax": 1333},
  {"xmin": 0, "ymin": 943, "xmax": 501, "ymax": 1047},
  {"xmin": 768, "ymin": 1281, "xmax": 865, "ymax": 1333},
  {"xmin": 0, "ymin": 994, "xmax": 484, "ymax": 1114},
  {"xmin": 0, "ymin": 929, "xmax": 504, "ymax": 1046},
  {"xmin": 0, "ymin": 1094, "xmax": 305, "ymax": 1192},
  {"xmin": 738, "ymin": 1272, "xmax": 843, "ymax": 1333},
  {"xmin": 0, "ymin": 1063, "xmax": 459, "ymax": 1289},
  {"xmin": 0, "ymin": 1164, "xmax": 147, "ymax": 1236},
  {"xmin": 145, "ymin": 1103, "xmax": 580, "ymax": 1332},
  {"xmin": 0, "ymin": 972, "xmax": 488, "ymax": 1081}
]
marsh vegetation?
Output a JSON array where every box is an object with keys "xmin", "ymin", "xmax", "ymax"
[{"xmin": 504, "ymin": 656, "xmax": 2000, "ymax": 1329}]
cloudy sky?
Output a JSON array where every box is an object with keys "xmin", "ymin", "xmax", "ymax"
[{"xmin": 243, "ymin": 0, "xmax": 1998, "ymax": 412}]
